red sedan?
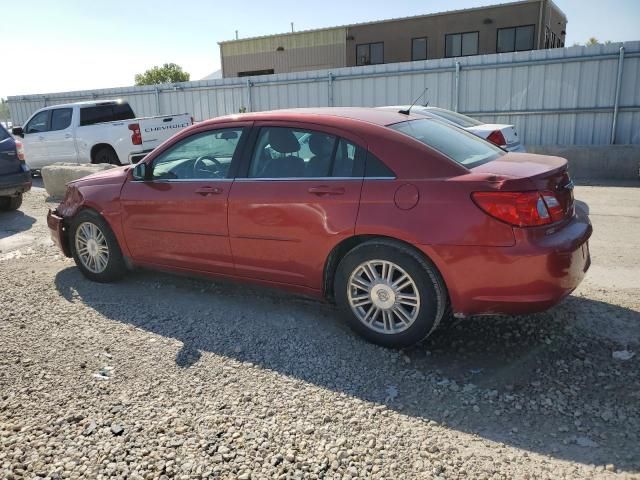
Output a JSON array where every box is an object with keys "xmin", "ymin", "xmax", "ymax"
[{"xmin": 47, "ymin": 108, "xmax": 591, "ymax": 348}]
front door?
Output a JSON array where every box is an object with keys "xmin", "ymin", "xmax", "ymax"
[
  {"xmin": 21, "ymin": 109, "xmax": 50, "ymax": 169},
  {"xmin": 120, "ymin": 125, "xmax": 250, "ymax": 274},
  {"xmin": 228, "ymin": 124, "xmax": 365, "ymax": 290},
  {"xmin": 46, "ymin": 107, "xmax": 77, "ymax": 163}
]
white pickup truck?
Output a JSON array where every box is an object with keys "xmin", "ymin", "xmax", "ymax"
[{"xmin": 12, "ymin": 100, "xmax": 192, "ymax": 170}]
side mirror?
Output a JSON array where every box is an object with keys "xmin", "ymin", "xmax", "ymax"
[
  {"xmin": 12, "ymin": 126, "xmax": 24, "ymax": 138},
  {"xmin": 132, "ymin": 162, "xmax": 150, "ymax": 180}
]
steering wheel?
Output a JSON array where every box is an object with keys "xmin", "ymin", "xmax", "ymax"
[{"xmin": 193, "ymin": 155, "xmax": 223, "ymax": 177}]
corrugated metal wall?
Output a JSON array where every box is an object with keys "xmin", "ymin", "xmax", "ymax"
[{"xmin": 8, "ymin": 41, "xmax": 640, "ymax": 145}]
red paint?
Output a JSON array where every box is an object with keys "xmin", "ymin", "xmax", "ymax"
[{"xmin": 48, "ymin": 108, "xmax": 592, "ymax": 317}]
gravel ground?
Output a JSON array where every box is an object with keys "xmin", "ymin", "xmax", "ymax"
[{"xmin": 1, "ymin": 182, "xmax": 639, "ymax": 479}]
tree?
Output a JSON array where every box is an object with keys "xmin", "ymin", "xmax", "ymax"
[
  {"xmin": 134, "ymin": 63, "xmax": 190, "ymax": 86},
  {"xmin": 585, "ymin": 37, "xmax": 599, "ymax": 46}
]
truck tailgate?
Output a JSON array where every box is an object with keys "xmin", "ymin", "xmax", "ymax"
[{"xmin": 138, "ymin": 114, "xmax": 192, "ymax": 150}]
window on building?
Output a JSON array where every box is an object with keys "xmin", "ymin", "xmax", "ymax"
[
  {"xmin": 238, "ymin": 69, "xmax": 274, "ymax": 77},
  {"xmin": 356, "ymin": 42, "xmax": 384, "ymax": 66},
  {"xmin": 412, "ymin": 37, "xmax": 428, "ymax": 61},
  {"xmin": 445, "ymin": 32, "xmax": 479, "ymax": 57},
  {"xmin": 497, "ymin": 25, "xmax": 535, "ymax": 53},
  {"xmin": 544, "ymin": 26, "xmax": 550, "ymax": 49}
]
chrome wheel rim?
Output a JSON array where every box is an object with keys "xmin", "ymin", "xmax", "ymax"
[
  {"xmin": 348, "ymin": 260, "xmax": 420, "ymax": 334},
  {"xmin": 75, "ymin": 222, "xmax": 109, "ymax": 274}
]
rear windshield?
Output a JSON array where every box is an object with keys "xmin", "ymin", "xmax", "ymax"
[
  {"xmin": 390, "ymin": 118, "xmax": 503, "ymax": 168},
  {"xmin": 426, "ymin": 107, "xmax": 483, "ymax": 128},
  {"xmin": 80, "ymin": 103, "xmax": 135, "ymax": 126},
  {"xmin": 0, "ymin": 125, "xmax": 10, "ymax": 141}
]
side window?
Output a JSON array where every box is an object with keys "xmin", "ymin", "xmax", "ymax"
[
  {"xmin": 25, "ymin": 111, "xmax": 49, "ymax": 134},
  {"xmin": 50, "ymin": 108, "xmax": 73, "ymax": 131},
  {"xmin": 79, "ymin": 104, "xmax": 134, "ymax": 126},
  {"xmin": 248, "ymin": 127, "xmax": 365, "ymax": 179},
  {"xmin": 151, "ymin": 128, "xmax": 244, "ymax": 180},
  {"xmin": 0, "ymin": 125, "xmax": 10, "ymax": 141},
  {"xmin": 365, "ymin": 152, "xmax": 395, "ymax": 178}
]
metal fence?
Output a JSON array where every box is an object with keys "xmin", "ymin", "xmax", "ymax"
[{"xmin": 8, "ymin": 41, "xmax": 640, "ymax": 145}]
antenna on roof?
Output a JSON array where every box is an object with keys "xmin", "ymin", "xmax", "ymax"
[{"xmin": 399, "ymin": 87, "xmax": 428, "ymax": 115}]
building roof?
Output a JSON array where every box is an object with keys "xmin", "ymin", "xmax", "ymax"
[{"xmin": 218, "ymin": 0, "xmax": 566, "ymax": 45}]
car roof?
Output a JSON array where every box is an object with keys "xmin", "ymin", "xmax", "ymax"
[
  {"xmin": 38, "ymin": 99, "xmax": 126, "ymax": 110},
  {"xmin": 203, "ymin": 107, "xmax": 424, "ymax": 128}
]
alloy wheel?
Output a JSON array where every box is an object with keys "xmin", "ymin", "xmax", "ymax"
[{"xmin": 75, "ymin": 222, "xmax": 110, "ymax": 274}]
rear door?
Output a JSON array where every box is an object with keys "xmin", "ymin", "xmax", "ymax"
[
  {"xmin": 45, "ymin": 107, "xmax": 77, "ymax": 163},
  {"xmin": 0, "ymin": 126, "xmax": 21, "ymax": 176},
  {"xmin": 120, "ymin": 123, "xmax": 250, "ymax": 274},
  {"xmin": 227, "ymin": 122, "xmax": 365, "ymax": 290},
  {"xmin": 21, "ymin": 109, "xmax": 50, "ymax": 169}
]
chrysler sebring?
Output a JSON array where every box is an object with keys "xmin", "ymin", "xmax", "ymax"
[{"xmin": 47, "ymin": 108, "xmax": 591, "ymax": 348}]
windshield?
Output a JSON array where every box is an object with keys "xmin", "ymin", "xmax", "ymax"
[
  {"xmin": 390, "ymin": 118, "xmax": 503, "ymax": 167},
  {"xmin": 425, "ymin": 107, "xmax": 484, "ymax": 128}
]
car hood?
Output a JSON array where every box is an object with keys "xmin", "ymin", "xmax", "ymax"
[{"xmin": 68, "ymin": 165, "xmax": 130, "ymax": 187}]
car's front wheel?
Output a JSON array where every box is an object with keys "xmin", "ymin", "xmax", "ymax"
[
  {"xmin": 69, "ymin": 210, "xmax": 127, "ymax": 282},
  {"xmin": 334, "ymin": 240, "xmax": 448, "ymax": 348}
]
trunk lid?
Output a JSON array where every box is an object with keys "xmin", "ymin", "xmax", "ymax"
[
  {"xmin": 472, "ymin": 152, "xmax": 575, "ymax": 220},
  {"xmin": 136, "ymin": 114, "xmax": 192, "ymax": 151},
  {"xmin": 0, "ymin": 135, "xmax": 22, "ymax": 176}
]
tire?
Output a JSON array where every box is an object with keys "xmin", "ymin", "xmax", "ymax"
[
  {"xmin": 93, "ymin": 147, "xmax": 120, "ymax": 165},
  {"xmin": 0, "ymin": 194, "xmax": 23, "ymax": 211},
  {"xmin": 69, "ymin": 210, "xmax": 127, "ymax": 283},
  {"xmin": 334, "ymin": 240, "xmax": 448, "ymax": 348}
]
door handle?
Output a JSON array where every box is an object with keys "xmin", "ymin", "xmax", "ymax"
[
  {"xmin": 195, "ymin": 186, "xmax": 223, "ymax": 196},
  {"xmin": 64, "ymin": 133, "xmax": 72, "ymax": 138},
  {"xmin": 308, "ymin": 186, "xmax": 345, "ymax": 196}
]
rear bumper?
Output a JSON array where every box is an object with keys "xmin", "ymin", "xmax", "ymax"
[
  {"xmin": 47, "ymin": 210, "xmax": 72, "ymax": 257},
  {"xmin": 506, "ymin": 143, "xmax": 526, "ymax": 153},
  {"xmin": 423, "ymin": 209, "xmax": 592, "ymax": 316},
  {"xmin": 0, "ymin": 171, "xmax": 31, "ymax": 196}
]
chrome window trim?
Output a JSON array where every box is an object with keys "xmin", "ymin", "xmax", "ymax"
[
  {"xmin": 131, "ymin": 178, "xmax": 234, "ymax": 183},
  {"xmin": 235, "ymin": 176, "xmax": 396, "ymax": 181}
]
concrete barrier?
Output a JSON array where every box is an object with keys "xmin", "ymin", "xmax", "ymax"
[
  {"xmin": 524, "ymin": 145, "xmax": 640, "ymax": 181},
  {"xmin": 41, "ymin": 163, "xmax": 117, "ymax": 199}
]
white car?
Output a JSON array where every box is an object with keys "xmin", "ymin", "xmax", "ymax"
[
  {"xmin": 379, "ymin": 106, "xmax": 526, "ymax": 152},
  {"xmin": 12, "ymin": 100, "xmax": 192, "ymax": 171}
]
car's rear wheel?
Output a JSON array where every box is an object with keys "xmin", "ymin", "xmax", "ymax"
[
  {"xmin": 334, "ymin": 240, "xmax": 447, "ymax": 348},
  {"xmin": 69, "ymin": 210, "xmax": 127, "ymax": 282},
  {"xmin": 0, "ymin": 194, "xmax": 23, "ymax": 211}
]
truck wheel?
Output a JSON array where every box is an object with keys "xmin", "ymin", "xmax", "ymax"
[
  {"xmin": 93, "ymin": 147, "xmax": 120, "ymax": 166},
  {"xmin": 0, "ymin": 194, "xmax": 23, "ymax": 211}
]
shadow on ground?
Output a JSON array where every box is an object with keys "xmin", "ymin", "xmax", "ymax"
[
  {"xmin": 0, "ymin": 210, "xmax": 36, "ymax": 240},
  {"xmin": 54, "ymin": 266, "xmax": 640, "ymax": 471}
]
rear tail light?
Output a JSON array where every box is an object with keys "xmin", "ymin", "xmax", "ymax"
[
  {"xmin": 15, "ymin": 140, "xmax": 25, "ymax": 161},
  {"xmin": 472, "ymin": 190, "xmax": 566, "ymax": 227},
  {"xmin": 128, "ymin": 123, "xmax": 142, "ymax": 145},
  {"xmin": 486, "ymin": 130, "xmax": 507, "ymax": 148}
]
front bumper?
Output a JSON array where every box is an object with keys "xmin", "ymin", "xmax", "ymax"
[
  {"xmin": 0, "ymin": 171, "xmax": 31, "ymax": 197},
  {"xmin": 423, "ymin": 209, "xmax": 592, "ymax": 316},
  {"xmin": 47, "ymin": 210, "xmax": 72, "ymax": 257}
]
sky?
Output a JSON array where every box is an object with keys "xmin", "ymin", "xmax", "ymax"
[{"xmin": 1, "ymin": 0, "xmax": 638, "ymax": 98}]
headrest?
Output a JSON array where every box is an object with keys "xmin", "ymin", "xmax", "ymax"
[
  {"xmin": 308, "ymin": 133, "xmax": 334, "ymax": 156},
  {"xmin": 268, "ymin": 128, "xmax": 300, "ymax": 154}
]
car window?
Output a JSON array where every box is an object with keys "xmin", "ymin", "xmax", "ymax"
[
  {"xmin": 151, "ymin": 128, "xmax": 244, "ymax": 180},
  {"xmin": 390, "ymin": 119, "xmax": 503, "ymax": 168},
  {"xmin": 80, "ymin": 103, "xmax": 135, "ymax": 126},
  {"xmin": 248, "ymin": 127, "xmax": 362, "ymax": 178},
  {"xmin": 50, "ymin": 108, "xmax": 73, "ymax": 131},
  {"xmin": 0, "ymin": 125, "xmax": 10, "ymax": 141},
  {"xmin": 426, "ymin": 108, "xmax": 483, "ymax": 127},
  {"xmin": 25, "ymin": 110, "xmax": 49, "ymax": 134}
]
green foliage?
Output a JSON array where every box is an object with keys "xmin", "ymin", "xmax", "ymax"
[
  {"xmin": 134, "ymin": 63, "xmax": 190, "ymax": 86},
  {"xmin": 585, "ymin": 37, "xmax": 599, "ymax": 46}
]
